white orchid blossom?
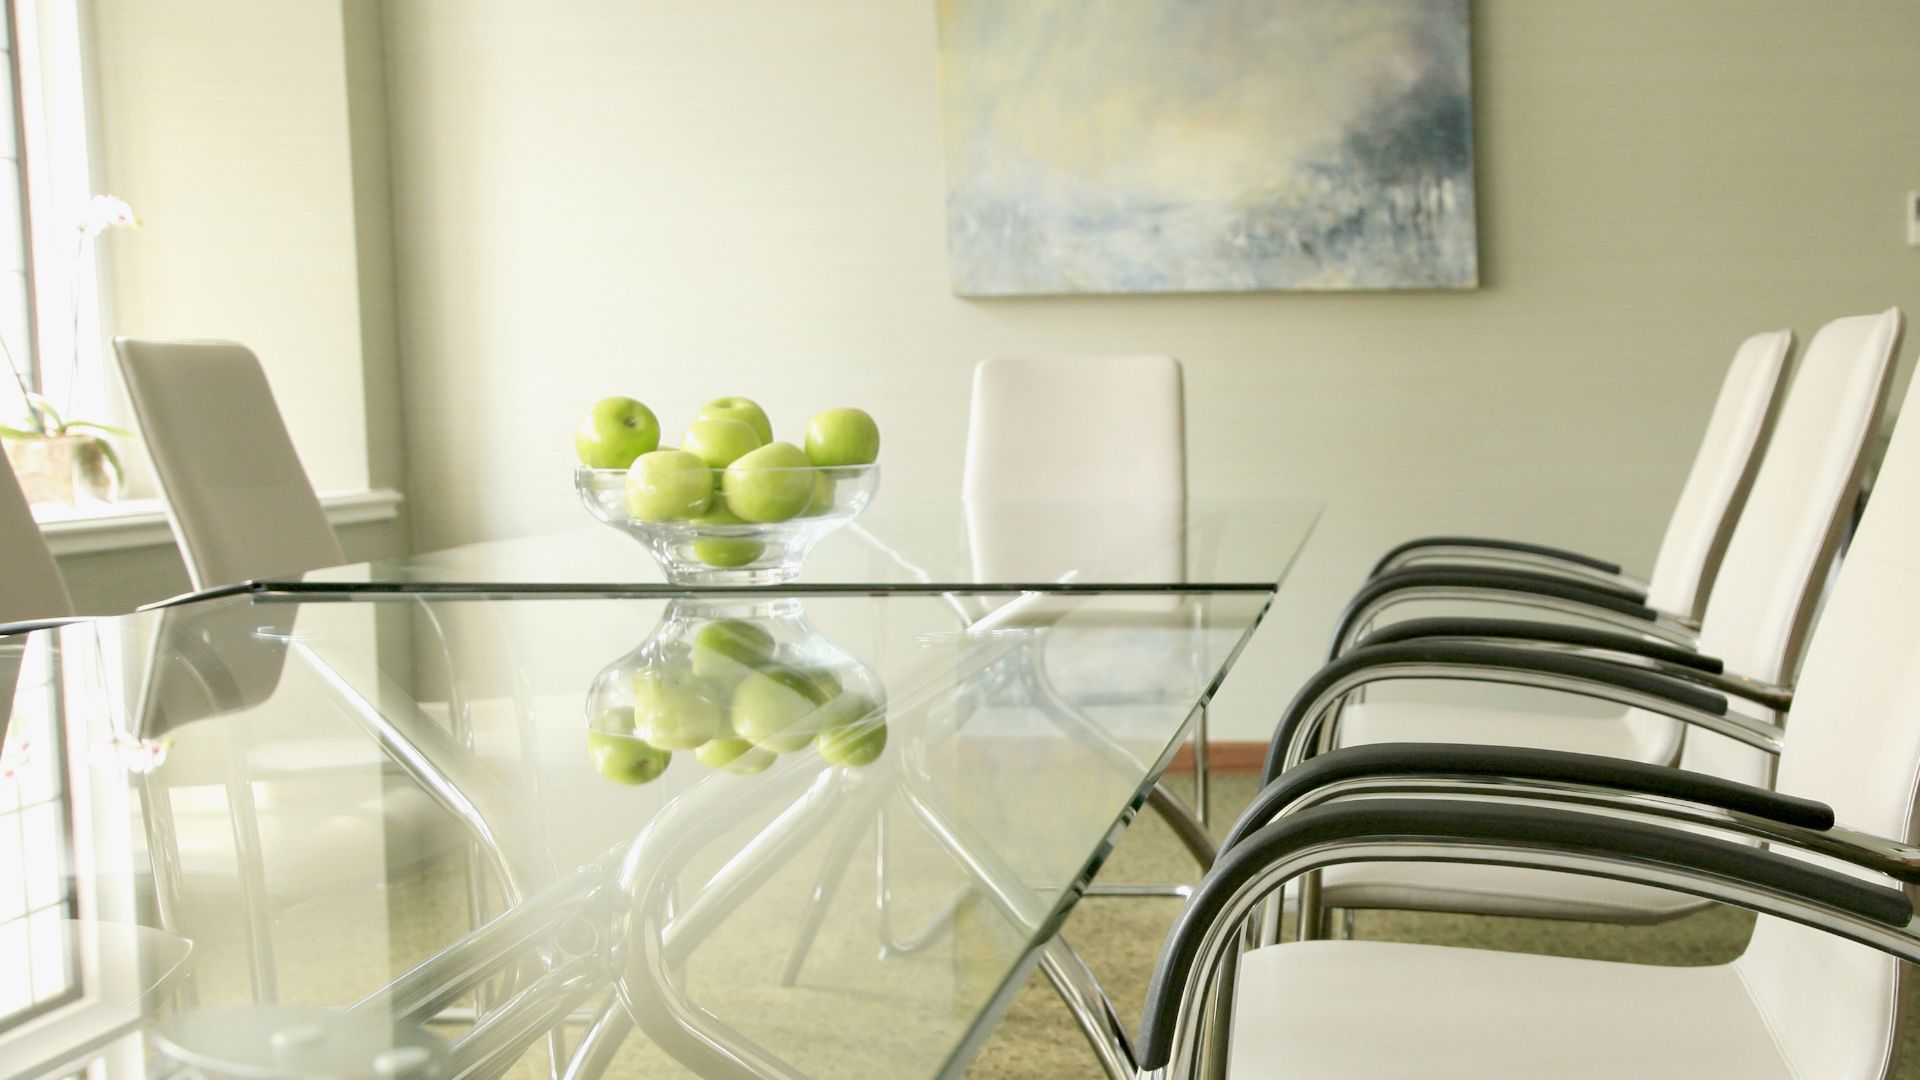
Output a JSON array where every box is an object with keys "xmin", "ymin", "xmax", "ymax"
[{"xmin": 78, "ymin": 193, "xmax": 140, "ymax": 237}]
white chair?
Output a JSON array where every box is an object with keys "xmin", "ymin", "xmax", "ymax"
[
  {"xmin": 1364, "ymin": 329, "xmax": 1793, "ymax": 626},
  {"xmin": 961, "ymin": 355, "xmax": 1209, "ymax": 808},
  {"xmin": 0, "ymin": 454, "xmax": 75, "ymax": 623},
  {"xmin": 1282, "ymin": 308, "xmax": 1901, "ymax": 928},
  {"xmin": 1136, "ymin": 320, "xmax": 1920, "ymax": 1080},
  {"xmin": 112, "ymin": 338, "xmax": 344, "ymax": 589}
]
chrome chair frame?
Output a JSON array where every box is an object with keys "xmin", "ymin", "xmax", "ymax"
[{"xmin": 1145, "ymin": 808, "xmax": 1920, "ymax": 1080}]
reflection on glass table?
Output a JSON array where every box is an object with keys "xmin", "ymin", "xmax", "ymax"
[
  {"xmin": 255, "ymin": 496, "xmax": 1321, "ymax": 596},
  {"xmin": 0, "ymin": 587, "xmax": 1270, "ymax": 1079}
]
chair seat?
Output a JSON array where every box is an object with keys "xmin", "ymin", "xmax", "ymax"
[
  {"xmin": 1336, "ymin": 700, "xmax": 1682, "ymax": 764},
  {"xmin": 1229, "ymin": 941, "xmax": 1792, "ymax": 1079}
]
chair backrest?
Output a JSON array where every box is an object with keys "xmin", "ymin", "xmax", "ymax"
[
  {"xmin": 0, "ymin": 456, "xmax": 74, "ymax": 622},
  {"xmin": 1691, "ymin": 309, "xmax": 1901, "ymax": 685},
  {"xmin": 962, "ymin": 356, "xmax": 1187, "ymax": 586},
  {"xmin": 1645, "ymin": 310, "xmax": 1901, "ymax": 784},
  {"xmin": 1731, "ymin": 333, "xmax": 1920, "ymax": 1080},
  {"xmin": 963, "ymin": 355, "xmax": 1187, "ymax": 505},
  {"xmin": 113, "ymin": 338, "xmax": 344, "ymax": 589},
  {"xmin": 1643, "ymin": 330, "xmax": 1793, "ymax": 621}
]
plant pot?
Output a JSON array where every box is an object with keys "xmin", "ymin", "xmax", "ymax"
[{"xmin": 4, "ymin": 434, "xmax": 120, "ymax": 505}]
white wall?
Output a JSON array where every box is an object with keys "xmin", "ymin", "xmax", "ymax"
[
  {"xmin": 381, "ymin": 1, "xmax": 1920, "ymax": 740},
  {"xmin": 91, "ymin": 0, "xmax": 370, "ymax": 494}
]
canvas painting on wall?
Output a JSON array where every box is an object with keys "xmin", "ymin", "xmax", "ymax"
[{"xmin": 936, "ymin": 0, "xmax": 1477, "ymax": 296}]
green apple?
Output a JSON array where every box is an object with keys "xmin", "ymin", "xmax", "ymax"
[
  {"xmin": 681, "ymin": 418, "xmax": 764, "ymax": 469},
  {"xmin": 626, "ymin": 449, "xmax": 714, "ymax": 522},
  {"xmin": 587, "ymin": 730, "xmax": 672, "ymax": 784},
  {"xmin": 634, "ymin": 664, "xmax": 724, "ymax": 750},
  {"xmin": 695, "ymin": 736, "xmax": 776, "ymax": 775},
  {"xmin": 692, "ymin": 619, "xmax": 779, "ymax": 687},
  {"xmin": 698, "ymin": 397, "xmax": 774, "ymax": 444},
  {"xmin": 730, "ymin": 668, "xmax": 826, "ymax": 752},
  {"xmin": 816, "ymin": 692, "xmax": 887, "ymax": 767},
  {"xmin": 689, "ymin": 505, "xmax": 766, "ymax": 567},
  {"xmin": 576, "ymin": 397, "xmax": 661, "ymax": 469},
  {"xmin": 800, "ymin": 472, "xmax": 836, "ymax": 517},
  {"xmin": 722, "ymin": 442, "xmax": 815, "ymax": 523},
  {"xmin": 803, "ymin": 408, "xmax": 880, "ymax": 467}
]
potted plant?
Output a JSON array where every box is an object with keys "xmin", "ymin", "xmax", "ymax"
[
  {"xmin": 2, "ymin": 361, "xmax": 126, "ymax": 504},
  {"xmin": 1, "ymin": 195, "xmax": 138, "ymax": 505}
]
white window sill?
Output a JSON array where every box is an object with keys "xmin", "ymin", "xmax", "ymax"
[{"xmin": 33, "ymin": 488, "xmax": 404, "ymax": 556}]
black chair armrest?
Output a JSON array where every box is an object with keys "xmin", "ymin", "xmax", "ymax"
[
  {"xmin": 1266, "ymin": 640, "xmax": 1732, "ymax": 782},
  {"xmin": 1331, "ymin": 567, "xmax": 1660, "ymax": 662},
  {"xmin": 1136, "ymin": 798, "xmax": 1913, "ymax": 1072},
  {"xmin": 1224, "ymin": 742, "xmax": 1831, "ymax": 852},
  {"xmin": 1355, "ymin": 616, "xmax": 1723, "ymax": 674},
  {"xmin": 1370, "ymin": 536, "xmax": 1622, "ymax": 578}
]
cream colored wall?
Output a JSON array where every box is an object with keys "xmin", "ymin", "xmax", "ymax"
[
  {"xmin": 90, "ymin": 0, "xmax": 369, "ymax": 493},
  {"xmin": 50, "ymin": 0, "xmax": 410, "ymax": 614},
  {"xmin": 381, "ymin": 1, "xmax": 1920, "ymax": 740}
]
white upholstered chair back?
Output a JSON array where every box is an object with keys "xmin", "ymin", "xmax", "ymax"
[
  {"xmin": 1732, "ymin": 328, "xmax": 1920, "ymax": 1079},
  {"xmin": 1643, "ymin": 330, "xmax": 1793, "ymax": 620},
  {"xmin": 963, "ymin": 356, "xmax": 1187, "ymax": 504},
  {"xmin": 114, "ymin": 339, "xmax": 344, "ymax": 589},
  {"xmin": 962, "ymin": 356, "xmax": 1187, "ymax": 587},
  {"xmin": 1667, "ymin": 310, "xmax": 1902, "ymax": 787},
  {"xmin": 0, "ymin": 456, "xmax": 73, "ymax": 622}
]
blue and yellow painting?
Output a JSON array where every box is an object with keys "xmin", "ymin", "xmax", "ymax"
[{"xmin": 937, "ymin": 0, "xmax": 1477, "ymax": 295}]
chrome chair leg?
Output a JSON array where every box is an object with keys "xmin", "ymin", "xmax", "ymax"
[
  {"xmin": 874, "ymin": 806, "xmax": 970, "ymax": 957},
  {"xmin": 1192, "ymin": 700, "xmax": 1212, "ymax": 827},
  {"xmin": 222, "ymin": 732, "xmax": 278, "ymax": 1002},
  {"xmin": 778, "ymin": 810, "xmax": 870, "ymax": 986},
  {"xmin": 1038, "ymin": 935, "xmax": 1137, "ymax": 1080}
]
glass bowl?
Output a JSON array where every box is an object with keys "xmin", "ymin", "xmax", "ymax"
[{"xmin": 575, "ymin": 462, "xmax": 879, "ymax": 585}]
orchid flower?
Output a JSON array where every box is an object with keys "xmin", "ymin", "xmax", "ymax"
[{"xmin": 78, "ymin": 194, "xmax": 140, "ymax": 238}]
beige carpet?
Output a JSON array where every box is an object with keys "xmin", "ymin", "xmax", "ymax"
[{"xmin": 964, "ymin": 771, "xmax": 1920, "ymax": 1078}]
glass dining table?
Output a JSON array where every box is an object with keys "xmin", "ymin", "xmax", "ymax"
[
  {"xmin": 249, "ymin": 497, "xmax": 1323, "ymax": 598},
  {"xmin": 0, "ymin": 498, "xmax": 1316, "ymax": 1080}
]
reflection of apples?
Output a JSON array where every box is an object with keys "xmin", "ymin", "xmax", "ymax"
[
  {"xmin": 692, "ymin": 619, "xmax": 779, "ymax": 687},
  {"xmin": 682, "ymin": 418, "xmax": 763, "ymax": 469},
  {"xmin": 804, "ymin": 408, "xmax": 880, "ymax": 467},
  {"xmin": 689, "ymin": 505, "xmax": 766, "ymax": 567},
  {"xmin": 730, "ymin": 668, "xmax": 827, "ymax": 752},
  {"xmin": 782, "ymin": 664, "xmax": 843, "ymax": 705},
  {"xmin": 695, "ymin": 736, "xmax": 775, "ymax": 775},
  {"xmin": 698, "ymin": 397, "xmax": 774, "ymax": 444},
  {"xmin": 576, "ymin": 397, "xmax": 661, "ymax": 469},
  {"xmin": 627, "ymin": 450, "xmax": 714, "ymax": 522},
  {"xmin": 588, "ymin": 730, "xmax": 672, "ymax": 784},
  {"xmin": 634, "ymin": 665, "xmax": 724, "ymax": 749},
  {"xmin": 816, "ymin": 692, "xmax": 887, "ymax": 765},
  {"xmin": 722, "ymin": 442, "xmax": 814, "ymax": 522}
]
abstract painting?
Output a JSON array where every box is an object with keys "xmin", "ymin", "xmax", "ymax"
[{"xmin": 936, "ymin": 0, "xmax": 1477, "ymax": 295}]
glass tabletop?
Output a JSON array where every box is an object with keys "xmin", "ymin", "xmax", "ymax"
[
  {"xmin": 260, "ymin": 497, "xmax": 1321, "ymax": 596},
  {"xmin": 0, "ymin": 585, "xmax": 1272, "ymax": 1079}
]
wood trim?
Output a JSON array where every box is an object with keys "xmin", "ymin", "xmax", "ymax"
[{"xmin": 1166, "ymin": 740, "xmax": 1266, "ymax": 774}]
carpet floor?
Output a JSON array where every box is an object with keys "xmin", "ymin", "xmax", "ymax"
[{"xmin": 964, "ymin": 771, "xmax": 1920, "ymax": 1078}]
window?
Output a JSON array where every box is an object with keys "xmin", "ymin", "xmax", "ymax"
[
  {"xmin": 0, "ymin": 639, "xmax": 80, "ymax": 1029},
  {"xmin": 1, "ymin": 0, "xmax": 121, "ymax": 500}
]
